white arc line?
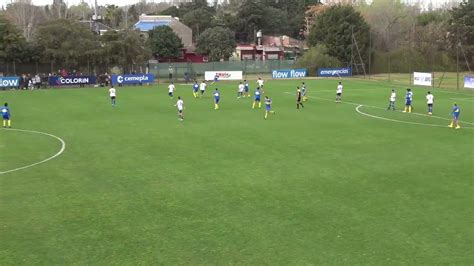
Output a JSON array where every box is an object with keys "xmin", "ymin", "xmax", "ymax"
[
  {"xmin": 355, "ymin": 105, "xmax": 474, "ymax": 129},
  {"xmin": 0, "ymin": 128, "xmax": 66, "ymax": 175},
  {"xmin": 284, "ymin": 92, "xmax": 474, "ymax": 125}
]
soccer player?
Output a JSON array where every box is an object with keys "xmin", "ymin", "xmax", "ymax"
[
  {"xmin": 237, "ymin": 82, "xmax": 244, "ymax": 98},
  {"xmin": 2, "ymin": 103, "xmax": 11, "ymax": 128},
  {"xmin": 264, "ymin": 96, "xmax": 275, "ymax": 120},
  {"xmin": 387, "ymin": 89, "xmax": 396, "ymax": 111},
  {"xmin": 257, "ymin": 77, "xmax": 264, "ymax": 93},
  {"xmin": 402, "ymin": 88, "xmax": 413, "ymax": 113},
  {"xmin": 449, "ymin": 103, "xmax": 461, "ymax": 129},
  {"xmin": 199, "ymin": 81, "xmax": 207, "ymax": 97},
  {"xmin": 302, "ymin": 82, "xmax": 308, "ymax": 101},
  {"xmin": 213, "ymin": 73, "xmax": 219, "ymax": 84},
  {"xmin": 296, "ymin": 87, "xmax": 304, "ymax": 109},
  {"xmin": 244, "ymin": 80, "xmax": 250, "ymax": 97},
  {"xmin": 426, "ymin": 91, "xmax": 434, "ymax": 115},
  {"xmin": 213, "ymin": 88, "xmax": 220, "ymax": 110},
  {"xmin": 168, "ymin": 82, "xmax": 175, "ymax": 98},
  {"xmin": 192, "ymin": 81, "xmax": 199, "ymax": 98},
  {"xmin": 109, "ymin": 86, "xmax": 116, "ymax": 107},
  {"xmin": 336, "ymin": 81, "xmax": 343, "ymax": 103},
  {"xmin": 252, "ymin": 87, "xmax": 262, "ymax": 109},
  {"xmin": 174, "ymin": 96, "xmax": 184, "ymax": 121}
]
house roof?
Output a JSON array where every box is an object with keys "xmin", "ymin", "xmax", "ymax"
[{"xmin": 134, "ymin": 21, "xmax": 171, "ymax": 31}]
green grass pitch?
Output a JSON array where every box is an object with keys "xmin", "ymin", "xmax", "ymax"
[{"xmin": 1, "ymin": 78, "xmax": 473, "ymax": 264}]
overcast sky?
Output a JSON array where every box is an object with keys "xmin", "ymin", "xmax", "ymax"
[{"xmin": 0, "ymin": 0, "xmax": 461, "ymax": 10}]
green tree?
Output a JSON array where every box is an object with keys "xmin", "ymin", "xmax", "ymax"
[
  {"xmin": 100, "ymin": 29, "xmax": 150, "ymax": 72},
  {"xmin": 126, "ymin": 5, "xmax": 140, "ymax": 27},
  {"xmin": 182, "ymin": 7, "xmax": 215, "ymax": 41},
  {"xmin": 0, "ymin": 14, "xmax": 31, "ymax": 67},
  {"xmin": 196, "ymin": 26, "xmax": 236, "ymax": 61},
  {"xmin": 161, "ymin": 0, "xmax": 213, "ymax": 18},
  {"xmin": 147, "ymin": 26, "xmax": 183, "ymax": 58},
  {"xmin": 104, "ymin": 4, "xmax": 123, "ymax": 29},
  {"xmin": 296, "ymin": 44, "xmax": 341, "ymax": 76},
  {"xmin": 449, "ymin": 0, "xmax": 473, "ymax": 69},
  {"xmin": 67, "ymin": 2, "xmax": 93, "ymax": 20},
  {"xmin": 35, "ymin": 19, "xmax": 100, "ymax": 70},
  {"xmin": 308, "ymin": 5, "xmax": 370, "ymax": 64}
]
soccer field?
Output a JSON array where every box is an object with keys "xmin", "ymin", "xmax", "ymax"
[{"xmin": 1, "ymin": 78, "xmax": 473, "ymax": 264}]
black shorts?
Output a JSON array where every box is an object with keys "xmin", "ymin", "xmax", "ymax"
[
  {"xmin": 111, "ymin": 96, "xmax": 116, "ymax": 100},
  {"xmin": 337, "ymin": 93, "xmax": 342, "ymax": 96},
  {"xmin": 178, "ymin": 109, "xmax": 183, "ymax": 113},
  {"xmin": 428, "ymin": 104, "xmax": 433, "ymax": 107}
]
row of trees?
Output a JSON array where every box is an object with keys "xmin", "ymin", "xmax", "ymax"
[
  {"xmin": 0, "ymin": 15, "xmax": 151, "ymax": 73},
  {"xmin": 299, "ymin": 0, "xmax": 473, "ymax": 74},
  {"xmin": 1, "ymin": 0, "xmax": 472, "ymax": 75}
]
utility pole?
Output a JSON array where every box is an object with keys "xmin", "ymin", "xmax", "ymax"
[
  {"xmin": 92, "ymin": 0, "xmax": 101, "ymax": 34},
  {"xmin": 456, "ymin": 26, "xmax": 459, "ymax": 90},
  {"xmin": 351, "ymin": 26, "xmax": 354, "ymax": 73},
  {"xmin": 368, "ymin": 30, "xmax": 371, "ymax": 80}
]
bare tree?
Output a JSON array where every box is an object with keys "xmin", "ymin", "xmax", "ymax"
[{"xmin": 5, "ymin": 0, "xmax": 46, "ymax": 41}]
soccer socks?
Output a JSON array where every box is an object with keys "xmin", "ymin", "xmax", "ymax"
[
  {"xmin": 449, "ymin": 122, "xmax": 453, "ymax": 128},
  {"xmin": 3, "ymin": 120, "xmax": 11, "ymax": 127},
  {"xmin": 265, "ymin": 112, "xmax": 268, "ymax": 119},
  {"xmin": 258, "ymin": 102, "xmax": 261, "ymax": 108},
  {"xmin": 252, "ymin": 102, "xmax": 256, "ymax": 109},
  {"xmin": 2, "ymin": 120, "xmax": 5, "ymax": 127},
  {"xmin": 408, "ymin": 106, "xmax": 412, "ymax": 113},
  {"xmin": 214, "ymin": 104, "xmax": 219, "ymax": 110}
]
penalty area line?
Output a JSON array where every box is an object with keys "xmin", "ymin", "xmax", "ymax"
[
  {"xmin": 355, "ymin": 105, "xmax": 473, "ymax": 129},
  {"xmin": 283, "ymin": 92, "xmax": 474, "ymax": 125},
  {"xmin": 0, "ymin": 128, "xmax": 66, "ymax": 175}
]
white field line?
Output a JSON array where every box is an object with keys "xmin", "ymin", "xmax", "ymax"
[
  {"xmin": 284, "ymin": 92, "xmax": 474, "ymax": 125},
  {"xmin": 0, "ymin": 128, "xmax": 66, "ymax": 175},
  {"xmin": 450, "ymin": 97, "xmax": 474, "ymax": 103},
  {"xmin": 355, "ymin": 105, "xmax": 473, "ymax": 129}
]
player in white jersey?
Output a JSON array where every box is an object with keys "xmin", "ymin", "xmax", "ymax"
[
  {"xmin": 174, "ymin": 96, "xmax": 184, "ymax": 121},
  {"xmin": 199, "ymin": 81, "xmax": 207, "ymax": 97},
  {"xmin": 426, "ymin": 91, "xmax": 434, "ymax": 115},
  {"xmin": 387, "ymin": 89, "xmax": 396, "ymax": 110},
  {"xmin": 237, "ymin": 82, "xmax": 245, "ymax": 98},
  {"xmin": 257, "ymin": 77, "xmax": 264, "ymax": 93},
  {"xmin": 168, "ymin": 82, "xmax": 175, "ymax": 98},
  {"xmin": 109, "ymin": 86, "xmax": 116, "ymax": 106},
  {"xmin": 336, "ymin": 82, "xmax": 343, "ymax": 103}
]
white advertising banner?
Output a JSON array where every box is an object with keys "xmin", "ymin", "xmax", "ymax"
[
  {"xmin": 464, "ymin": 76, "xmax": 474, "ymax": 89},
  {"xmin": 413, "ymin": 72, "xmax": 432, "ymax": 86},
  {"xmin": 205, "ymin": 71, "xmax": 243, "ymax": 81}
]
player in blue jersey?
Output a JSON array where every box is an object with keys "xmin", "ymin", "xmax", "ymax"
[
  {"xmin": 403, "ymin": 88, "xmax": 413, "ymax": 113},
  {"xmin": 213, "ymin": 88, "xmax": 220, "ymax": 110},
  {"xmin": 192, "ymin": 81, "xmax": 199, "ymax": 98},
  {"xmin": 449, "ymin": 103, "xmax": 461, "ymax": 129},
  {"xmin": 264, "ymin": 96, "xmax": 275, "ymax": 120},
  {"xmin": 252, "ymin": 87, "xmax": 262, "ymax": 109},
  {"xmin": 2, "ymin": 103, "xmax": 11, "ymax": 128},
  {"xmin": 213, "ymin": 73, "xmax": 219, "ymax": 84},
  {"xmin": 244, "ymin": 80, "xmax": 250, "ymax": 97}
]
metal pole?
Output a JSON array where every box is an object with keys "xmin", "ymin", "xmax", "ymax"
[
  {"xmin": 368, "ymin": 31, "xmax": 371, "ymax": 80},
  {"xmin": 456, "ymin": 27, "xmax": 459, "ymax": 90},
  {"xmin": 351, "ymin": 26, "xmax": 354, "ymax": 73}
]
